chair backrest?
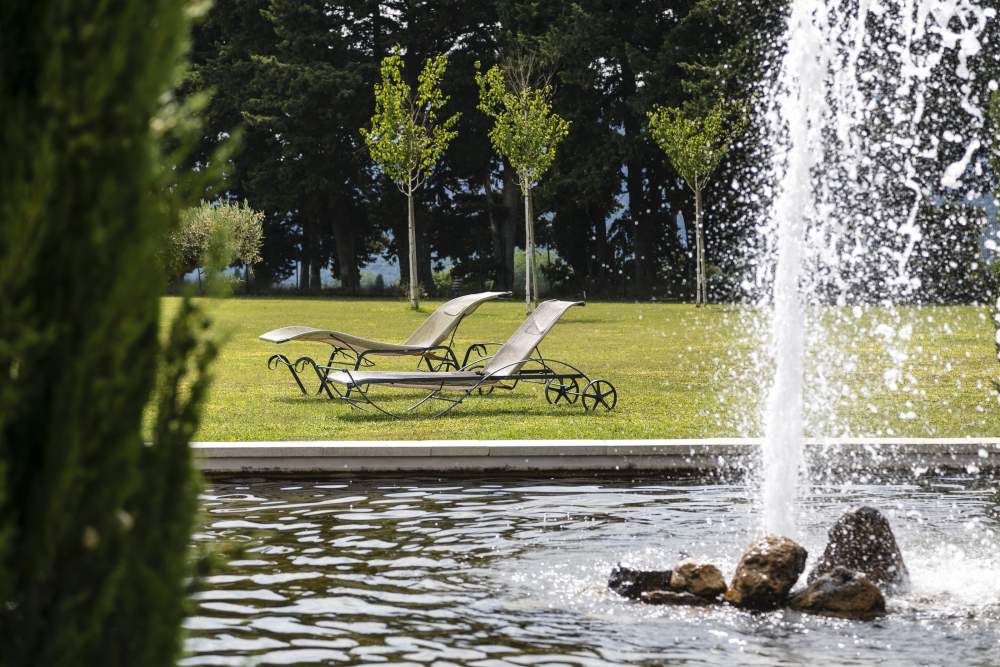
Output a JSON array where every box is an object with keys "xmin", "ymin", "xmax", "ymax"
[
  {"xmin": 403, "ymin": 291, "xmax": 510, "ymax": 348},
  {"xmin": 482, "ymin": 300, "xmax": 584, "ymax": 377}
]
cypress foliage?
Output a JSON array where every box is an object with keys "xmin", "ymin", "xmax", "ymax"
[{"xmin": 0, "ymin": 1, "xmax": 217, "ymax": 665}]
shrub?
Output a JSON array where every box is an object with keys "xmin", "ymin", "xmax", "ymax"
[{"xmin": 167, "ymin": 200, "xmax": 264, "ymax": 285}]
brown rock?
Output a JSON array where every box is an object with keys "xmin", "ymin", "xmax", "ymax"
[
  {"xmin": 724, "ymin": 535, "xmax": 808, "ymax": 611},
  {"xmin": 640, "ymin": 590, "xmax": 717, "ymax": 606},
  {"xmin": 670, "ymin": 560, "xmax": 727, "ymax": 599},
  {"xmin": 790, "ymin": 566, "xmax": 886, "ymax": 620},
  {"xmin": 608, "ymin": 565, "xmax": 672, "ymax": 600},
  {"xmin": 809, "ymin": 506, "xmax": 909, "ymax": 593}
]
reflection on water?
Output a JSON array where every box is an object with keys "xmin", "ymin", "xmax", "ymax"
[{"xmin": 185, "ymin": 476, "xmax": 1000, "ymax": 666}]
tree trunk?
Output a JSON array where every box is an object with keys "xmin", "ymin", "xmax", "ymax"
[
  {"xmin": 523, "ymin": 182, "xmax": 534, "ymax": 314},
  {"xmin": 407, "ymin": 188, "xmax": 419, "ymax": 309},
  {"xmin": 332, "ymin": 222, "xmax": 359, "ymax": 291},
  {"xmin": 417, "ymin": 222, "xmax": 433, "ymax": 297},
  {"xmin": 484, "ymin": 172, "xmax": 511, "ymax": 291},
  {"xmin": 501, "ymin": 160, "xmax": 519, "ymax": 294},
  {"xmin": 695, "ymin": 187, "xmax": 705, "ymax": 306},
  {"xmin": 309, "ymin": 257, "xmax": 321, "ymax": 291},
  {"xmin": 621, "ymin": 58, "xmax": 653, "ymax": 297},
  {"xmin": 527, "ymin": 188, "xmax": 539, "ymax": 306},
  {"xmin": 588, "ymin": 206, "xmax": 610, "ymax": 296},
  {"xmin": 300, "ymin": 218, "xmax": 321, "ymax": 291}
]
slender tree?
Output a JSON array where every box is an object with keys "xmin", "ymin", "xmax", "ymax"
[
  {"xmin": 476, "ymin": 57, "xmax": 570, "ymax": 312},
  {"xmin": 362, "ymin": 47, "xmax": 460, "ymax": 309},
  {"xmin": 648, "ymin": 99, "xmax": 747, "ymax": 305},
  {"xmin": 991, "ymin": 91, "xmax": 1000, "ymax": 394},
  {"xmin": 0, "ymin": 0, "xmax": 220, "ymax": 664}
]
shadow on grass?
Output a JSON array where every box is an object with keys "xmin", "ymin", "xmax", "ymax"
[{"xmin": 332, "ymin": 406, "xmax": 607, "ymax": 423}]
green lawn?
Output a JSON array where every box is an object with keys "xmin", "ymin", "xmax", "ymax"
[{"xmin": 165, "ymin": 297, "xmax": 1000, "ymax": 441}]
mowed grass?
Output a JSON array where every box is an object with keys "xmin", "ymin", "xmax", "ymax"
[{"xmin": 162, "ymin": 297, "xmax": 1000, "ymax": 441}]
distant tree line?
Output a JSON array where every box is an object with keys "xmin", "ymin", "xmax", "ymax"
[
  {"xmin": 184, "ymin": 0, "xmax": 1000, "ymax": 303},
  {"xmin": 184, "ymin": 0, "xmax": 779, "ymax": 300}
]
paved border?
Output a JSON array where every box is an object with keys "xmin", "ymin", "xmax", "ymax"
[{"xmin": 193, "ymin": 438, "xmax": 1000, "ymax": 475}]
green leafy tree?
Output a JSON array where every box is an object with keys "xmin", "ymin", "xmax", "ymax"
[
  {"xmin": 0, "ymin": 0, "xmax": 221, "ymax": 664},
  {"xmin": 476, "ymin": 57, "xmax": 570, "ymax": 312},
  {"xmin": 648, "ymin": 99, "xmax": 747, "ymax": 305},
  {"xmin": 362, "ymin": 47, "xmax": 460, "ymax": 309}
]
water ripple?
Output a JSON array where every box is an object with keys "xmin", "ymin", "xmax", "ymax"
[{"xmin": 186, "ymin": 476, "xmax": 1000, "ymax": 666}]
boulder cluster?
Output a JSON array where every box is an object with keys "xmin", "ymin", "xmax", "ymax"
[{"xmin": 608, "ymin": 506, "xmax": 908, "ymax": 620}]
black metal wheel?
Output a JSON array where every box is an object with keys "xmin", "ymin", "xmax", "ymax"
[
  {"xmin": 477, "ymin": 386, "xmax": 495, "ymax": 395},
  {"xmin": 545, "ymin": 377, "xmax": 580, "ymax": 405},
  {"xmin": 581, "ymin": 380, "xmax": 617, "ymax": 412}
]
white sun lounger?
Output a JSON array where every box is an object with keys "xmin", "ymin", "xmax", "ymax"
[
  {"xmin": 261, "ymin": 291, "xmax": 509, "ymax": 396},
  {"xmin": 319, "ymin": 300, "xmax": 618, "ymax": 418}
]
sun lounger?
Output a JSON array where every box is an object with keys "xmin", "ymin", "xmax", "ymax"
[
  {"xmin": 261, "ymin": 291, "xmax": 510, "ymax": 396},
  {"xmin": 318, "ymin": 300, "xmax": 617, "ymax": 418}
]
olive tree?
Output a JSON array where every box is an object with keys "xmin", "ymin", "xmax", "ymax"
[
  {"xmin": 476, "ymin": 59, "xmax": 570, "ymax": 313},
  {"xmin": 361, "ymin": 48, "xmax": 459, "ymax": 309},
  {"xmin": 648, "ymin": 99, "xmax": 747, "ymax": 305},
  {"xmin": 167, "ymin": 200, "xmax": 265, "ymax": 290}
]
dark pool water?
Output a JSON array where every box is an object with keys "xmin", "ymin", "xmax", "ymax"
[{"xmin": 184, "ymin": 476, "xmax": 1000, "ymax": 666}]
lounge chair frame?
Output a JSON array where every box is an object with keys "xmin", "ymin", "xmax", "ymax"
[
  {"xmin": 267, "ymin": 328, "xmax": 462, "ymax": 400},
  {"xmin": 320, "ymin": 351, "xmax": 616, "ymax": 419},
  {"xmin": 264, "ymin": 291, "xmax": 509, "ymax": 396},
  {"xmin": 314, "ymin": 297, "xmax": 619, "ymax": 423}
]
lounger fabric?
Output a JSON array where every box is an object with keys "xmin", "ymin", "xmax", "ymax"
[
  {"xmin": 403, "ymin": 291, "xmax": 509, "ymax": 347},
  {"xmin": 482, "ymin": 300, "xmax": 582, "ymax": 377},
  {"xmin": 258, "ymin": 291, "xmax": 509, "ymax": 354},
  {"xmin": 324, "ymin": 369, "xmax": 483, "ymax": 390}
]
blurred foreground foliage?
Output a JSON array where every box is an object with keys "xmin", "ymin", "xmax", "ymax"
[{"xmin": 0, "ymin": 0, "xmax": 224, "ymax": 664}]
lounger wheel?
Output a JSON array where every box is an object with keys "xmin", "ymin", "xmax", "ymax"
[
  {"xmin": 477, "ymin": 386, "xmax": 494, "ymax": 395},
  {"xmin": 581, "ymin": 380, "xmax": 617, "ymax": 412},
  {"xmin": 545, "ymin": 377, "xmax": 580, "ymax": 405}
]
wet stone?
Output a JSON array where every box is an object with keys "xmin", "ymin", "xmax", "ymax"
[
  {"xmin": 608, "ymin": 565, "xmax": 672, "ymax": 600},
  {"xmin": 790, "ymin": 566, "xmax": 886, "ymax": 620},
  {"xmin": 670, "ymin": 560, "xmax": 727, "ymax": 599},
  {"xmin": 808, "ymin": 506, "xmax": 909, "ymax": 593},
  {"xmin": 724, "ymin": 535, "xmax": 808, "ymax": 611}
]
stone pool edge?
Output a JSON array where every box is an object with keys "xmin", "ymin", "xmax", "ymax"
[{"xmin": 192, "ymin": 438, "xmax": 1000, "ymax": 475}]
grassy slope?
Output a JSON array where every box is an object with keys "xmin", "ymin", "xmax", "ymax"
[{"xmin": 164, "ymin": 297, "xmax": 1000, "ymax": 441}]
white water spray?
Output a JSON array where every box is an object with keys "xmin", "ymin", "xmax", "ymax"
[
  {"xmin": 759, "ymin": 0, "xmax": 995, "ymax": 535},
  {"xmin": 761, "ymin": 0, "xmax": 831, "ymax": 537}
]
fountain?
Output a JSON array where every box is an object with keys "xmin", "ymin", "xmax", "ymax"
[{"xmin": 757, "ymin": 0, "xmax": 996, "ymax": 535}]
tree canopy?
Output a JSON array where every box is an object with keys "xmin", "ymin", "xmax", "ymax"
[
  {"xmin": 362, "ymin": 48, "xmax": 460, "ymax": 196},
  {"xmin": 475, "ymin": 61, "xmax": 570, "ymax": 189},
  {"xmin": 183, "ymin": 0, "xmax": 998, "ymax": 304},
  {"xmin": 647, "ymin": 100, "xmax": 748, "ymax": 194}
]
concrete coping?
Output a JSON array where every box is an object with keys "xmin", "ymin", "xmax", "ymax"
[{"xmin": 192, "ymin": 438, "xmax": 1000, "ymax": 475}]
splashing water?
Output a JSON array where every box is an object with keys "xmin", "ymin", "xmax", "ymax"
[{"xmin": 757, "ymin": 0, "xmax": 996, "ymax": 535}]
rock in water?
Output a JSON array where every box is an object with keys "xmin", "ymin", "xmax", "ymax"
[
  {"xmin": 608, "ymin": 565, "xmax": 672, "ymax": 600},
  {"xmin": 790, "ymin": 566, "xmax": 886, "ymax": 620},
  {"xmin": 724, "ymin": 535, "xmax": 808, "ymax": 611},
  {"xmin": 670, "ymin": 560, "xmax": 727, "ymax": 599},
  {"xmin": 808, "ymin": 506, "xmax": 909, "ymax": 592}
]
